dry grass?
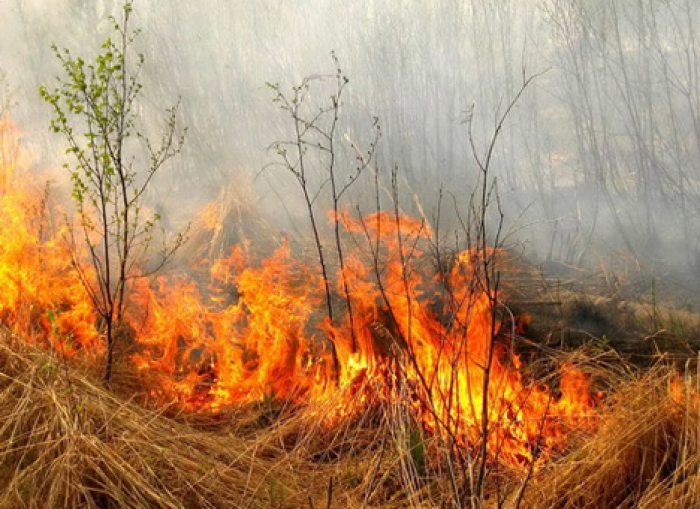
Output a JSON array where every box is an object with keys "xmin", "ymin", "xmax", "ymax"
[
  {"xmin": 176, "ymin": 180, "xmax": 276, "ymax": 269},
  {"xmin": 526, "ymin": 363, "xmax": 700, "ymax": 509},
  {"xmin": 2, "ymin": 322, "xmax": 700, "ymax": 508},
  {"xmin": 0, "ymin": 329, "xmax": 312, "ymax": 509}
]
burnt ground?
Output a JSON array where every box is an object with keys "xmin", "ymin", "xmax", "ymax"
[{"xmin": 502, "ymin": 257, "xmax": 700, "ymax": 367}]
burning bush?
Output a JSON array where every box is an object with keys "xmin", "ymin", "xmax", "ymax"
[{"xmin": 0, "ymin": 111, "xmax": 600, "ymax": 478}]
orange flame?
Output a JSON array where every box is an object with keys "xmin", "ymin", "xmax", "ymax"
[
  {"xmin": 0, "ymin": 116, "xmax": 101, "ymax": 354},
  {"xmin": 130, "ymin": 210, "xmax": 600, "ymax": 467},
  {"xmin": 0, "ymin": 116, "xmax": 600, "ymax": 469}
]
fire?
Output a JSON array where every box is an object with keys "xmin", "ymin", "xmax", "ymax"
[
  {"xmin": 131, "ymin": 210, "xmax": 600, "ymax": 467},
  {"xmin": 0, "ymin": 116, "xmax": 100, "ymax": 354},
  {"xmin": 0, "ymin": 115, "xmax": 599, "ymax": 469},
  {"xmin": 131, "ymin": 241, "xmax": 328, "ymax": 406}
]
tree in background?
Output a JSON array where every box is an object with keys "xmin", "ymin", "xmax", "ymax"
[
  {"xmin": 40, "ymin": 1, "xmax": 186, "ymax": 383},
  {"xmin": 0, "ymin": 70, "xmax": 11, "ymax": 117}
]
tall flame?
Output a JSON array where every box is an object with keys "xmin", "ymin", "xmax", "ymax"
[
  {"xmin": 131, "ymin": 210, "xmax": 599, "ymax": 467},
  {"xmin": 0, "ymin": 116, "xmax": 100, "ymax": 354},
  {"xmin": 0, "ymin": 115, "xmax": 599, "ymax": 469}
]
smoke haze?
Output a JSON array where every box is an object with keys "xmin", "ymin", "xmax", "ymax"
[{"xmin": 2, "ymin": 0, "xmax": 699, "ymax": 303}]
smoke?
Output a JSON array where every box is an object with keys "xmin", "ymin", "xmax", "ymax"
[{"xmin": 2, "ymin": 0, "xmax": 699, "ymax": 304}]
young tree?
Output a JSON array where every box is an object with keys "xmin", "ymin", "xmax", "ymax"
[
  {"xmin": 266, "ymin": 54, "xmax": 377, "ymax": 377},
  {"xmin": 40, "ymin": 1, "xmax": 185, "ymax": 384}
]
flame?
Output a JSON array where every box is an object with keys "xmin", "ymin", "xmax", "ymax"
[
  {"xmin": 131, "ymin": 241, "xmax": 327, "ymax": 407},
  {"xmin": 0, "ymin": 116, "xmax": 101, "ymax": 354},
  {"xmin": 130, "ymin": 210, "xmax": 600, "ymax": 467},
  {"xmin": 0, "ymin": 116, "xmax": 600, "ymax": 469}
]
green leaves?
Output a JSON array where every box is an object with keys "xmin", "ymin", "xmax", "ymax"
[
  {"xmin": 40, "ymin": 3, "xmax": 140, "ymax": 211},
  {"xmin": 39, "ymin": 0, "xmax": 186, "ymax": 383}
]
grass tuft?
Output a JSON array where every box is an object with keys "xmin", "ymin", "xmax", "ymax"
[{"xmin": 528, "ymin": 363, "xmax": 700, "ymax": 509}]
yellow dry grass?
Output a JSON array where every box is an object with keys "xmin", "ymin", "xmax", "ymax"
[
  {"xmin": 2, "ymin": 325, "xmax": 699, "ymax": 508},
  {"xmin": 526, "ymin": 364, "xmax": 700, "ymax": 509},
  {"xmin": 0, "ymin": 330, "xmax": 312, "ymax": 508}
]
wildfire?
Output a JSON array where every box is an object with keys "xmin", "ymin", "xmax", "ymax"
[
  {"xmin": 0, "ymin": 116, "xmax": 100, "ymax": 354},
  {"xmin": 130, "ymin": 209, "xmax": 600, "ymax": 467},
  {"xmin": 0, "ymin": 115, "xmax": 600, "ymax": 469}
]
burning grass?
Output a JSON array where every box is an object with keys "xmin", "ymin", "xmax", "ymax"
[
  {"xmin": 126, "ymin": 212, "xmax": 602, "ymax": 472},
  {"xmin": 3, "ymin": 114, "xmax": 700, "ymax": 507},
  {"xmin": 528, "ymin": 365, "xmax": 700, "ymax": 509},
  {"xmin": 1, "ymin": 328, "xmax": 699, "ymax": 508},
  {"xmin": 0, "ymin": 331, "xmax": 277, "ymax": 508}
]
